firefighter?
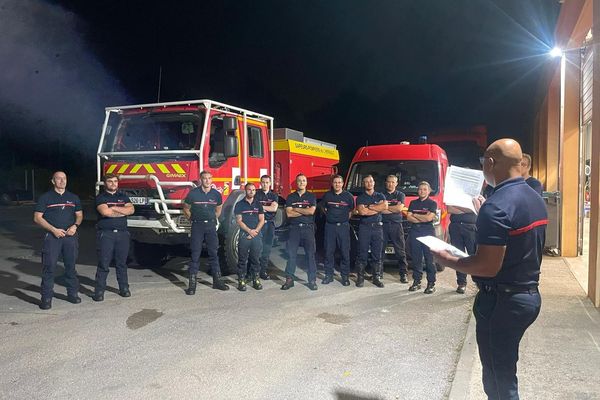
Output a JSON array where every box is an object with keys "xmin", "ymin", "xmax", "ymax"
[
  {"xmin": 520, "ymin": 153, "xmax": 543, "ymax": 195},
  {"xmin": 447, "ymin": 205, "xmax": 477, "ymax": 294},
  {"xmin": 183, "ymin": 170, "xmax": 229, "ymax": 294},
  {"xmin": 33, "ymin": 171, "xmax": 83, "ymax": 310},
  {"xmin": 92, "ymin": 173, "xmax": 135, "ymax": 302},
  {"xmin": 321, "ymin": 174, "xmax": 354, "ymax": 286},
  {"xmin": 381, "ymin": 174, "xmax": 409, "ymax": 283},
  {"xmin": 255, "ymin": 175, "xmax": 279, "ymax": 280},
  {"xmin": 433, "ymin": 139, "xmax": 546, "ymax": 399},
  {"xmin": 234, "ymin": 183, "xmax": 265, "ymax": 291},
  {"xmin": 354, "ymin": 175, "xmax": 388, "ymax": 288},
  {"xmin": 407, "ymin": 181, "xmax": 438, "ymax": 294},
  {"xmin": 281, "ymin": 173, "xmax": 318, "ymax": 291}
]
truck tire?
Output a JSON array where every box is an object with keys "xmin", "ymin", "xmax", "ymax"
[
  {"xmin": 220, "ymin": 223, "xmax": 239, "ymax": 276},
  {"xmin": 131, "ymin": 241, "xmax": 167, "ymax": 268}
]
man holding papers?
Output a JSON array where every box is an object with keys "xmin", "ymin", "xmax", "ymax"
[
  {"xmin": 431, "ymin": 139, "xmax": 547, "ymax": 400},
  {"xmin": 406, "ymin": 181, "xmax": 438, "ymax": 294}
]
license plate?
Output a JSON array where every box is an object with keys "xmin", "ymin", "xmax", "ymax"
[
  {"xmin": 385, "ymin": 246, "xmax": 395, "ymax": 254},
  {"xmin": 129, "ymin": 196, "xmax": 148, "ymax": 205}
]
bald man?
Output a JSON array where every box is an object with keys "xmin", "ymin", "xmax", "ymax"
[{"xmin": 432, "ymin": 139, "xmax": 547, "ymax": 400}]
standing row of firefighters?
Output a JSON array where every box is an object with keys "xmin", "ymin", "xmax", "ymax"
[{"xmin": 33, "ymin": 169, "xmax": 447, "ymax": 309}]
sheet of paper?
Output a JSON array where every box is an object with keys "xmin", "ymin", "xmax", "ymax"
[
  {"xmin": 416, "ymin": 235, "xmax": 469, "ymax": 258},
  {"xmin": 443, "ymin": 166, "xmax": 485, "ymax": 213}
]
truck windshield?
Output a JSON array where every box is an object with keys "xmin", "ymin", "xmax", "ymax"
[
  {"xmin": 346, "ymin": 160, "xmax": 439, "ymax": 196},
  {"xmin": 101, "ymin": 111, "xmax": 205, "ymax": 152}
]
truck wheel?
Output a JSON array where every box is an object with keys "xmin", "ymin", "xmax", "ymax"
[
  {"xmin": 132, "ymin": 241, "xmax": 167, "ymax": 268},
  {"xmin": 220, "ymin": 224, "xmax": 240, "ymax": 276}
]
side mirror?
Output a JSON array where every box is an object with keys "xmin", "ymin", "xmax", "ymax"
[
  {"xmin": 224, "ymin": 135, "xmax": 238, "ymax": 158},
  {"xmin": 223, "ymin": 117, "xmax": 237, "ymax": 132}
]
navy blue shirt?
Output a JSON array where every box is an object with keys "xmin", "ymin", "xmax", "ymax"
[
  {"xmin": 356, "ymin": 191, "xmax": 386, "ymax": 224},
  {"xmin": 255, "ymin": 190, "xmax": 278, "ymax": 221},
  {"xmin": 382, "ymin": 190, "xmax": 405, "ymax": 223},
  {"xmin": 476, "ymin": 177, "xmax": 547, "ymax": 285},
  {"xmin": 35, "ymin": 190, "xmax": 82, "ymax": 230},
  {"xmin": 408, "ymin": 197, "xmax": 437, "ymax": 229},
  {"xmin": 322, "ymin": 190, "xmax": 355, "ymax": 224},
  {"xmin": 525, "ymin": 177, "xmax": 543, "ymax": 196},
  {"xmin": 286, "ymin": 191, "xmax": 316, "ymax": 225},
  {"xmin": 234, "ymin": 198, "xmax": 264, "ymax": 230},
  {"xmin": 184, "ymin": 187, "xmax": 222, "ymax": 222},
  {"xmin": 96, "ymin": 191, "xmax": 131, "ymax": 231}
]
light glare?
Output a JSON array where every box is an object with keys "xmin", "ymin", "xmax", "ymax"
[{"xmin": 550, "ymin": 47, "xmax": 563, "ymax": 58}]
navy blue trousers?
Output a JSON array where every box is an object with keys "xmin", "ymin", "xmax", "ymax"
[
  {"xmin": 285, "ymin": 224, "xmax": 317, "ymax": 282},
  {"xmin": 324, "ymin": 222, "xmax": 350, "ymax": 277},
  {"xmin": 408, "ymin": 228, "xmax": 436, "ymax": 283},
  {"xmin": 357, "ymin": 223, "xmax": 383, "ymax": 276},
  {"xmin": 449, "ymin": 222, "xmax": 477, "ymax": 285},
  {"xmin": 237, "ymin": 232, "xmax": 262, "ymax": 279},
  {"xmin": 95, "ymin": 230, "xmax": 130, "ymax": 292},
  {"xmin": 259, "ymin": 221, "xmax": 275, "ymax": 275},
  {"xmin": 382, "ymin": 222, "xmax": 408, "ymax": 274},
  {"xmin": 474, "ymin": 289, "xmax": 541, "ymax": 400},
  {"xmin": 41, "ymin": 234, "xmax": 79, "ymax": 299},
  {"xmin": 190, "ymin": 221, "xmax": 221, "ymax": 275}
]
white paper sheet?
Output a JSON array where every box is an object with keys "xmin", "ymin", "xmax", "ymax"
[
  {"xmin": 443, "ymin": 166, "xmax": 485, "ymax": 213},
  {"xmin": 416, "ymin": 235, "xmax": 469, "ymax": 258}
]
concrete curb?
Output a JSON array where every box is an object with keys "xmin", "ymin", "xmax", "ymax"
[{"xmin": 447, "ymin": 308, "xmax": 477, "ymax": 400}]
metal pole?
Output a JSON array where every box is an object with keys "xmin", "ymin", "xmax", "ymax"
[
  {"xmin": 24, "ymin": 169, "xmax": 28, "ymax": 191},
  {"xmin": 31, "ymin": 169, "xmax": 35, "ymax": 201}
]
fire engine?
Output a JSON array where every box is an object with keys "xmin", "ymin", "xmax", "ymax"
[
  {"xmin": 96, "ymin": 99, "xmax": 339, "ymax": 273},
  {"xmin": 344, "ymin": 142, "xmax": 449, "ymax": 269}
]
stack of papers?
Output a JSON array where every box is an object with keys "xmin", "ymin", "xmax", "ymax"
[
  {"xmin": 443, "ymin": 166, "xmax": 485, "ymax": 214},
  {"xmin": 416, "ymin": 235, "xmax": 469, "ymax": 258}
]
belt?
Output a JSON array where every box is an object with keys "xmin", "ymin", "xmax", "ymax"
[
  {"xmin": 192, "ymin": 220, "xmax": 215, "ymax": 224},
  {"xmin": 327, "ymin": 222, "xmax": 349, "ymax": 226},
  {"xmin": 100, "ymin": 229, "xmax": 127, "ymax": 233},
  {"xmin": 361, "ymin": 222, "xmax": 383, "ymax": 227},
  {"xmin": 476, "ymin": 282, "xmax": 539, "ymax": 294},
  {"xmin": 292, "ymin": 223, "xmax": 314, "ymax": 228}
]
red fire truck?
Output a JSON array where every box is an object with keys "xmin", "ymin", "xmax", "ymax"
[
  {"xmin": 96, "ymin": 99, "xmax": 338, "ymax": 273},
  {"xmin": 344, "ymin": 142, "xmax": 449, "ymax": 268}
]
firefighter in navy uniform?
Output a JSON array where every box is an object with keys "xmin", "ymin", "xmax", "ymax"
[
  {"xmin": 520, "ymin": 153, "xmax": 543, "ymax": 195},
  {"xmin": 234, "ymin": 183, "xmax": 265, "ymax": 291},
  {"xmin": 406, "ymin": 181, "xmax": 438, "ymax": 294},
  {"xmin": 281, "ymin": 173, "xmax": 318, "ymax": 291},
  {"xmin": 255, "ymin": 175, "xmax": 279, "ymax": 280},
  {"xmin": 183, "ymin": 171, "xmax": 229, "ymax": 294},
  {"xmin": 354, "ymin": 175, "xmax": 388, "ymax": 288},
  {"xmin": 321, "ymin": 175, "xmax": 354, "ymax": 286},
  {"xmin": 447, "ymin": 205, "xmax": 477, "ymax": 294},
  {"xmin": 33, "ymin": 171, "xmax": 83, "ymax": 310},
  {"xmin": 93, "ymin": 173, "xmax": 135, "ymax": 302},
  {"xmin": 433, "ymin": 139, "xmax": 547, "ymax": 400},
  {"xmin": 381, "ymin": 174, "xmax": 409, "ymax": 283}
]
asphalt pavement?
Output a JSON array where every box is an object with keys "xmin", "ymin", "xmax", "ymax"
[{"xmin": 1, "ymin": 204, "xmax": 599, "ymax": 400}]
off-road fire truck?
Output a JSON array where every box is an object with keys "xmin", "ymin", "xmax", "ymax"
[{"xmin": 96, "ymin": 99, "xmax": 339, "ymax": 273}]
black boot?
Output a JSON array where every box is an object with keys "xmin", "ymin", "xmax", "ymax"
[
  {"xmin": 424, "ymin": 282, "xmax": 436, "ymax": 294},
  {"xmin": 321, "ymin": 275, "xmax": 334, "ymax": 284},
  {"xmin": 341, "ymin": 275, "xmax": 351, "ymax": 286},
  {"xmin": 373, "ymin": 263, "xmax": 384, "ymax": 288},
  {"xmin": 119, "ymin": 287, "xmax": 131, "ymax": 297},
  {"xmin": 408, "ymin": 280, "xmax": 422, "ymax": 292},
  {"xmin": 185, "ymin": 272, "xmax": 197, "ymax": 295},
  {"xmin": 92, "ymin": 291, "xmax": 105, "ymax": 302},
  {"xmin": 399, "ymin": 273, "xmax": 409, "ymax": 284},
  {"xmin": 39, "ymin": 298, "xmax": 52, "ymax": 310},
  {"xmin": 237, "ymin": 278, "xmax": 247, "ymax": 292},
  {"xmin": 281, "ymin": 277, "xmax": 294, "ymax": 290},
  {"xmin": 356, "ymin": 263, "xmax": 365, "ymax": 287},
  {"xmin": 212, "ymin": 273, "xmax": 230, "ymax": 291},
  {"xmin": 252, "ymin": 274, "xmax": 263, "ymax": 290}
]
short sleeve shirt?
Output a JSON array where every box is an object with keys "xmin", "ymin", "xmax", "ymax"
[
  {"xmin": 525, "ymin": 177, "xmax": 543, "ymax": 196},
  {"xmin": 184, "ymin": 187, "xmax": 223, "ymax": 222},
  {"xmin": 322, "ymin": 190, "xmax": 354, "ymax": 224},
  {"xmin": 382, "ymin": 190, "xmax": 406, "ymax": 223},
  {"xmin": 408, "ymin": 197, "xmax": 437, "ymax": 229},
  {"xmin": 234, "ymin": 198, "xmax": 264, "ymax": 230},
  {"xmin": 356, "ymin": 191, "xmax": 386, "ymax": 224},
  {"xmin": 476, "ymin": 177, "xmax": 547, "ymax": 285},
  {"xmin": 35, "ymin": 190, "xmax": 82, "ymax": 230},
  {"xmin": 285, "ymin": 191, "xmax": 316, "ymax": 225},
  {"xmin": 255, "ymin": 190, "xmax": 278, "ymax": 221},
  {"xmin": 96, "ymin": 191, "xmax": 131, "ymax": 230}
]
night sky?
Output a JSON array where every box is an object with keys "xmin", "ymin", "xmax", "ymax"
[{"xmin": 0, "ymin": 0, "xmax": 560, "ymax": 195}]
